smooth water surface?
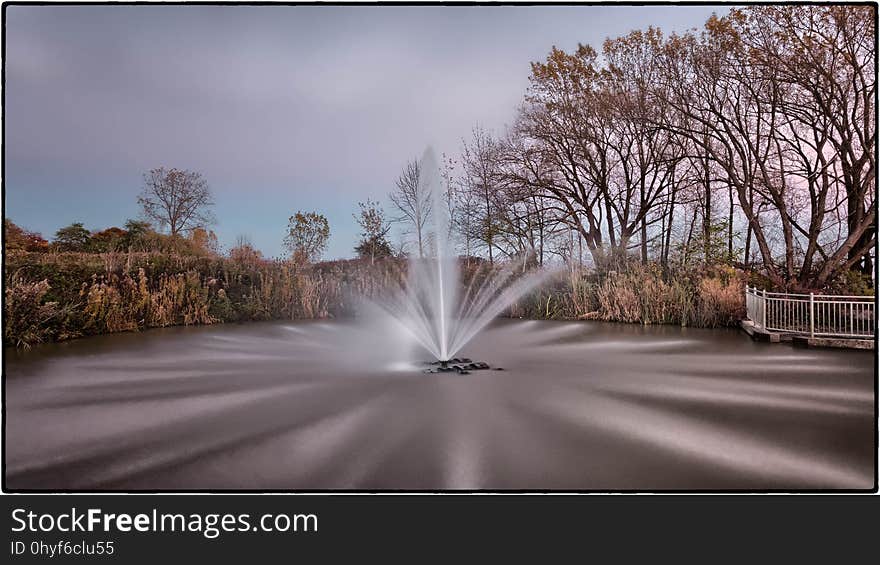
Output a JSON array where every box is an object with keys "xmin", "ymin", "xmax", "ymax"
[{"xmin": 4, "ymin": 320, "xmax": 875, "ymax": 490}]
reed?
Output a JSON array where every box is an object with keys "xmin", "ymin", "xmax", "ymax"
[{"xmin": 5, "ymin": 251, "xmax": 750, "ymax": 347}]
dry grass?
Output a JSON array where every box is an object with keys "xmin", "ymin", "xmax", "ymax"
[
  {"xmin": 4, "ymin": 275, "xmax": 60, "ymax": 348},
  {"xmin": 4, "ymin": 251, "xmax": 748, "ymax": 347}
]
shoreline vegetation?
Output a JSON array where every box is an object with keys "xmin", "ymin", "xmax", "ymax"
[{"xmin": 0, "ymin": 247, "xmax": 827, "ymax": 350}]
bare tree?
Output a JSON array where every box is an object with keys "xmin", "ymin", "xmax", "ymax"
[
  {"xmin": 654, "ymin": 6, "xmax": 875, "ymax": 288},
  {"xmin": 446, "ymin": 158, "xmax": 481, "ymax": 265},
  {"xmin": 460, "ymin": 126, "xmax": 503, "ymax": 264},
  {"xmin": 602, "ymin": 28, "xmax": 684, "ymax": 263},
  {"xmin": 443, "ymin": 4, "xmax": 874, "ymax": 291},
  {"xmin": 389, "ymin": 158, "xmax": 431, "ymax": 258},
  {"xmin": 138, "ymin": 167, "xmax": 215, "ymax": 236},
  {"xmin": 744, "ymin": 5, "xmax": 876, "ymax": 282},
  {"xmin": 516, "ymin": 44, "xmax": 615, "ymax": 266}
]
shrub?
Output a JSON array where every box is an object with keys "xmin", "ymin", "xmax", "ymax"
[{"xmin": 695, "ymin": 274, "xmax": 745, "ymax": 327}]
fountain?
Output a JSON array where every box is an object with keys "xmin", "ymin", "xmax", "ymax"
[{"xmin": 373, "ymin": 147, "xmax": 550, "ymax": 371}]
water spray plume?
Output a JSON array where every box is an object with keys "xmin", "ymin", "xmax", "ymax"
[{"xmin": 373, "ymin": 146, "xmax": 551, "ymax": 363}]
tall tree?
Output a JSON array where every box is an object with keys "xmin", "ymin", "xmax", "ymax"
[
  {"xmin": 518, "ymin": 44, "xmax": 613, "ymax": 266},
  {"xmin": 602, "ymin": 27, "xmax": 683, "ymax": 263},
  {"xmin": 389, "ymin": 158, "xmax": 431, "ymax": 258},
  {"xmin": 446, "ymin": 157, "xmax": 481, "ymax": 264},
  {"xmin": 654, "ymin": 6, "xmax": 875, "ymax": 288},
  {"xmin": 743, "ymin": 5, "xmax": 876, "ymax": 282},
  {"xmin": 460, "ymin": 126, "xmax": 503, "ymax": 264}
]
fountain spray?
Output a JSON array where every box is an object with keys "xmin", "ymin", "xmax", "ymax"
[{"xmin": 374, "ymin": 146, "xmax": 551, "ymax": 370}]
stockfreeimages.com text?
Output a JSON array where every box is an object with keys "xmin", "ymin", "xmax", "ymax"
[{"xmin": 11, "ymin": 508, "xmax": 317, "ymax": 539}]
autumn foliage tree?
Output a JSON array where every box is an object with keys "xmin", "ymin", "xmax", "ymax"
[
  {"xmin": 229, "ymin": 235, "xmax": 264, "ymax": 267},
  {"xmin": 284, "ymin": 211, "xmax": 330, "ymax": 265},
  {"xmin": 651, "ymin": 6, "xmax": 875, "ymax": 288},
  {"xmin": 447, "ymin": 4, "xmax": 874, "ymax": 291},
  {"xmin": 88, "ymin": 227, "xmax": 128, "ymax": 253},
  {"xmin": 189, "ymin": 227, "xmax": 220, "ymax": 255},
  {"xmin": 4, "ymin": 220, "xmax": 48, "ymax": 253}
]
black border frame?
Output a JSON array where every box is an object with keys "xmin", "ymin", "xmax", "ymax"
[{"xmin": 1, "ymin": 0, "xmax": 877, "ymax": 495}]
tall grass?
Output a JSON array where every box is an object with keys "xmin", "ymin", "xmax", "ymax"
[
  {"xmin": 508, "ymin": 262, "xmax": 746, "ymax": 327},
  {"xmin": 4, "ymin": 251, "xmax": 748, "ymax": 348},
  {"xmin": 4, "ymin": 252, "xmax": 405, "ymax": 347},
  {"xmin": 4, "ymin": 274, "xmax": 60, "ymax": 348}
]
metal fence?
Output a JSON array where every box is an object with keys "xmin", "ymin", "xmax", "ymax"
[{"xmin": 745, "ymin": 286, "xmax": 875, "ymax": 339}]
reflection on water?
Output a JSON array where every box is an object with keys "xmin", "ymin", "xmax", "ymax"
[{"xmin": 4, "ymin": 319, "xmax": 875, "ymax": 490}]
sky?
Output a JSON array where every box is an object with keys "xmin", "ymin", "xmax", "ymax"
[{"xmin": 3, "ymin": 4, "xmax": 720, "ymax": 259}]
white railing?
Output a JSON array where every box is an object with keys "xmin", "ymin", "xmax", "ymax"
[{"xmin": 745, "ymin": 286, "xmax": 875, "ymax": 339}]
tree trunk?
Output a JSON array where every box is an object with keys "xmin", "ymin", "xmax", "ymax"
[
  {"xmin": 703, "ymin": 153, "xmax": 712, "ymax": 263},
  {"xmin": 727, "ymin": 184, "xmax": 734, "ymax": 259},
  {"xmin": 640, "ymin": 218, "xmax": 648, "ymax": 264}
]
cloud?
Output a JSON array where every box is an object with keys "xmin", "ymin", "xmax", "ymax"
[{"xmin": 3, "ymin": 4, "xmax": 717, "ymax": 258}]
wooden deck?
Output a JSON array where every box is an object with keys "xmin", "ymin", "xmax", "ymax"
[{"xmin": 739, "ymin": 320, "xmax": 874, "ymax": 350}]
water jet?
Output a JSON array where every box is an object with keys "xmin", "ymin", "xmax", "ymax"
[{"xmin": 372, "ymin": 147, "xmax": 550, "ymax": 370}]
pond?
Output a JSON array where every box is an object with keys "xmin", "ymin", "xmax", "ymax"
[{"xmin": 4, "ymin": 319, "xmax": 875, "ymax": 490}]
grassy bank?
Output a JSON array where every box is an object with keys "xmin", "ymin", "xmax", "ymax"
[
  {"xmin": 509, "ymin": 263, "xmax": 746, "ymax": 328},
  {"xmin": 3, "ymin": 251, "xmax": 404, "ymax": 348},
  {"xmin": 5, "ymin": 251, "xmax": 761, "ymax": 348}
]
